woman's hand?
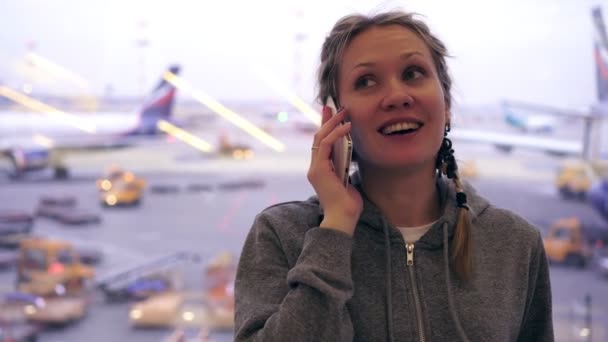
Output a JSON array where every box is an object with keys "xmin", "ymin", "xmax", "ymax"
[{"xmin": 307, "ymin": 106, "xmax": 363, "ymax": 236}]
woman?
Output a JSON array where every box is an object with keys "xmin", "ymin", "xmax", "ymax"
[{"xmin": 235, "ymin": 10, "xmax": 554, "ymax": 342}]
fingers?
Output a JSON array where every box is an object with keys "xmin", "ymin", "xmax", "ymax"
[
  {"xmin": 321, "ymin": 106, "xmax": 332, "ymax": 125},
  {"xmin": 306, "ymin": 120, "xmax": 352, "ymax": 195},
  {"xmin": 309, "ymin": 122, "xmax": 352, "ymax": 181},
  {"xmin": 316, "ymin": 122, "xmax": 351, "ymax": 157},
  {"xmin": 313, "ymin": 108, "xmax": 347, "ymax": 147}
]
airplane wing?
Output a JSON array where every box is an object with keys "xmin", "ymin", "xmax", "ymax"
[
  {"xmin": 451, "ymin": 128, "xmax": 582, "ymax": 156},
  {"xmin": 502, "ymin": 100, "xmax": 595, "ymax": 119}
]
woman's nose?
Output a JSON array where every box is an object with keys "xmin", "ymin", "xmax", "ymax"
[{"xmin": 381, "ymin": 79, "xmax": 413, "ymax": 110}]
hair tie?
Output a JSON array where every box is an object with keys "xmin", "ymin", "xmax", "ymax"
[{"xmin": 456, "ymin": 191, "xmax": 469, "ymax": 210}]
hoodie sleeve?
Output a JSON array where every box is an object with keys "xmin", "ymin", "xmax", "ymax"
[
  {"xmin": 517, "ymin": 232, "xmax": 555, "ymax": 342},
  {"xmin": 234, "ymin": 211, "xmax": 355, "ymax": 342}
]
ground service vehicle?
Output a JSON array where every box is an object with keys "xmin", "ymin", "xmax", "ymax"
[
  {"xmin": 543, "ymin": 217, "xmax": 608, "ymax": 268},
  {"xmin": 129, "ymin": 291, "xmax": 233, "ymax": 331},
  {"xmin": 2, "ymin": 292, "xmax": 87, "ymax": 326},
  {"xmin": 555, "ymin": 159, "xmax": 608, "ymax": 199},
  {"xmin": 100, "ymin": 179, "xmax": 145, "ymax": 207},
  {"xmin": 16, "ymin": 238, "xmax": 95, "ymax": 297}
]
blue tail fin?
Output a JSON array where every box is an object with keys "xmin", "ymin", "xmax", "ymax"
[
  {"xmin": 130, "ymin": 65, "xmax": 180, "ymax": 135},
  {"xmin": 592, "ymin": 7, "xmax": 608, "ymax": 102}
]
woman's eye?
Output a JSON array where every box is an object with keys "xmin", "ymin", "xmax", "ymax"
[
  {"xmin": 354, "ymin": 76, "xmax": 376, "ymax": 90},
  {"xmin": 403, "ymin": 67, "xmax": 425, "ymax": 81}
]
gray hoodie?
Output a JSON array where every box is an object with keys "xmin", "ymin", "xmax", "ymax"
[{"xmin": 235, "ymin": 175, "xmax": 554, "ymax": 341}]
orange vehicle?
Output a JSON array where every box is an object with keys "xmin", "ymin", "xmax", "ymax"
[
  {"xmin": 96, "ymin": 167, "xmax": 145, "ymax": 192},
  {"xmin": 100, "ymin": 179, "xmax": 145, "ymax": 207},
  {"xmin": 555, "ymin": 159, "xmax": 608, "ymax": 200},
  {"xmin": 17, "ymin": 238, "xmax": 95, "ymax": 297},
  {"xmin": 217, "ymin": 133, "xmax": 254, "ymax": 160},
  {"xmin": 1, "ymin": 291, "xmax": 88, "ymax": 326},
  {"xmin": 128, "ymin": 291, "xmax": 233, "ymax": 331},
  {"xmin": 129, "ymin": 253, "xmax": 236, "ymax": 331},
  {"xmin": 544, "ymin": 217, "xmax": 592, "ymax": 268}
]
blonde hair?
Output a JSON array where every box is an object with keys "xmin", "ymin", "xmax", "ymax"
[{"xmin": 317, "ymin": 10, "xmax": 473, "ymax": 280}]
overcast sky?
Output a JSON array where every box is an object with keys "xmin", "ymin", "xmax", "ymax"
[{"xmin": 0, "ymin": 0, "xmax": 606, "ymax": 107}]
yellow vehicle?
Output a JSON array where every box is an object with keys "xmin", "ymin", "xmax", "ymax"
[
  {"xmin": 17, "ymin": 238, "xmax": 95, "ymax": 297},
  {"xmin": 130, "ymin": 252, "xmax": 235, "ymax": 331},
  {"xmin": 1, "ymin": 290, "xmax": 88, "ymax": 326},
  {"xmin": 543, "ymin": 217, "xmax": 599, "ymax": 268},
  {"xmin": 96, "ymin": 167, "xmax": 145, "ymax": 192},
  {"xmin": 556, "ymin": 159, "xmax": 608, "ymax": 199},
  {"xmin": 218, "ymin": 134, "xmax": 254, "ymax": 160},
  {"xmin": 100, "ymin": 179, "xmax": 145, "ymax": 207},
  {"xmin": 129, "ymin": 291, "xmax": 233, "ymax": 331}
]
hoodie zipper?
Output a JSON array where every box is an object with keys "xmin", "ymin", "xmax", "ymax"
[{"xmin": 406, "ymin": 243, "xmax": 426, "ymax": 342}]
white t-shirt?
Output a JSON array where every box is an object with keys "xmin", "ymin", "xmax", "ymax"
[{"xmin": 398, "ymin": 220, "xmax": 437, "ymax": 244}]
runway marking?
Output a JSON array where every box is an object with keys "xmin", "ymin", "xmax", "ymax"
[{"xmin": 215, "ymin": 190, "xmax": 249, "ymax": 233}]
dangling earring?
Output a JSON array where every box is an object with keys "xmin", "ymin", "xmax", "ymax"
[
  {"xmin": 438, "ymin": 124, "xmax": 469, "ymax": 209},
  {"xmin": 437, "ymin": 125, "xmax": 457, "ymax": 179}
]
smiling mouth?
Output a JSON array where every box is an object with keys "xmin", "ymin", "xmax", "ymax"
[{"xmin": 379, "ymin": 122, "xmax": 423, "ymax": 135}]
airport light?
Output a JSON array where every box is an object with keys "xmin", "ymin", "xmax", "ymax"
[
  {"xmin": 24, "ymin": 305, "xmax": 37, "ymax": 315},
  {"xmin": 156, "ymin": 119, "xmax": 213, "ymax": 153},
  {"xmin": 129, "ymin": 309, "xmax": 142, "ymax": 320},
  {"xmin": 277, "ymin": 111, "xmax": 289, "ymax": 123},
  {"xmin": 105, "ymin": 195, "xmax": 117, "ymax": 206},
  {"xmin": 25, "ymin": 52, "xmax": 89, "ymax": 88},
  {"xmin": 182, "ymin": 311, "xmax": 195, "ymax": 321},
  {"xmin": 24, "ymin": 52, "xmax": 99, "ymax": 110},
  {"xmin": 0, "ymin": 86, "xmax": 96, "ymax": 133},
  {"xmin": 252, "ymin": 67, "xmax": 321, "ymax": 127},
  {"xmin": 100, "ymin": 180, "xmax": 112, "ymax": 191},
  {"xmin": 162, "ymin": 71, "xmax": 286, "ymax": 153}
]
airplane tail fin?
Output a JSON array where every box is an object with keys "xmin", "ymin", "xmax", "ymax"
[
  {"xmin": 592, "ymin": 7, "xmax": 608, "ymax": 102},
  {"xmin": 130, "ymin": 65, "xmax": 180, "ymax": 135}
]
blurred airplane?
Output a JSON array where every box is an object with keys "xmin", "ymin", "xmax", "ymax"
[
  {"xmin": 452, "ymin": 6, "xmax": 608, "ymax": 159},
  {"xmin": 0, "ymin": 65, "xmax": 181, "ymax": 179},
  {"xmin": 503, "ymin": 102, "xmax": 556, "ymax": 134}
]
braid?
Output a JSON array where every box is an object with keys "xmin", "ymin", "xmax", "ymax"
[
  {"xmin": 438, "ymin": 128, "xmax": 473, "ymax": 281},
  {"xmin": 451, "ymin": 172, "xmax": 473, "ymax": 280}
]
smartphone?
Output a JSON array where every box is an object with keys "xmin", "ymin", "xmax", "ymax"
[{"xmin": 326, "ymin": 96, "xmax": 353, "ymax": 187}]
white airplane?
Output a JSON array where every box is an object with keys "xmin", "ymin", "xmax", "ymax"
[
  {"xmin": 503, "ymin": 103, "xmax": 556, "ymax": 134},
  {"xmin": 450, "ymin": 6, "xmax": 608, "ymax": 160},
  {"xmin": 0, "ymin": 65, "xmax": 181, "ymax": 179}
]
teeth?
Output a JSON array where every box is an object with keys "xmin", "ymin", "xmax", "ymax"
[{"xmin": 381, "ymin": 122, "xmax": 421, "ymax": 135}]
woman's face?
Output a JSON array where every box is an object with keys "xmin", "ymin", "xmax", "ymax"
[{"xmin": 337, "ymin": 24, "xmax": 448, "ymax": 172}]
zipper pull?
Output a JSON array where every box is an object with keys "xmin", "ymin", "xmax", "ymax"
[{"xmin": 406, "ymin": 243, "xmax": 414, "ymax": 266}]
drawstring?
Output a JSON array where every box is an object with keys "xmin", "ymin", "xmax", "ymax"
[
  {"xmin": 382, "ymin": 220, "xmax": 469, "ymax": 342},
  {"xmin": 383, "ymin": 221, "xmax": 395, "ymax": 342},
  {"xmin": 443, "ymin": 222, "xmax": 470, "ymax": 342}
]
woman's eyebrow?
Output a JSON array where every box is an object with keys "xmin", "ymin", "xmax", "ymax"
[{"xmin": 350, "ymin": 51, "xmax": 424, "ymax": 72}]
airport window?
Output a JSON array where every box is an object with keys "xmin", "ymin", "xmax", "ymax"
[{"xmin": 1, "ymin": 2, "xmax": 607, "ymax": 341}]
